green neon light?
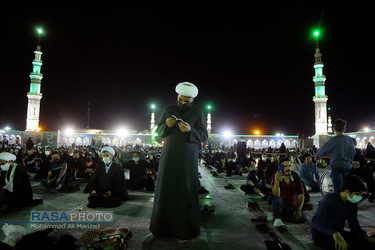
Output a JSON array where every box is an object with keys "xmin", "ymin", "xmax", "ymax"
[
  {"xmin": 29, "ymin": 84, "xmax": 41, "ymax": 94},
  {"xmin": 315, "ymin": 85, "xmax": 325, "ymax": 98}
]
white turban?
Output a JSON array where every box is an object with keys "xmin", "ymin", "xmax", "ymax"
[
  {"xmin": 175, "ymin": 82, "xmax": 198, "ymax": 98},
  {"xmin": 0, "ymin": 152, "xmax": 17, "ymax": 162},
  {"xmin": 101, "ymin": 146, "xmax": 115, "ymax": 156}
]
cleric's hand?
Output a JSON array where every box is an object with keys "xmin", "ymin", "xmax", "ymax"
[
  {"xmin": 166, "ymin": 118, "xmax": 177, "ymax": 128},
  {"xmin": 178, "ymin": 122, "xmax": 191, "ymax": 133}
]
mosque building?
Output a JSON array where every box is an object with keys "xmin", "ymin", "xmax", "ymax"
[{"xmin": 0, "ymin": 29, "xmax": 373, "ymax": 150}]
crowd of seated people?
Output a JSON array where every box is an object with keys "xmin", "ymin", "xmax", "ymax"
[
  {"xmin": 0, "ymin": 142, "xmax": 162, "ymax": 212},
  {"xmin": 2, "ymin": 138, "xmax": 375, "ymax": 248},
  {"xmin": 202, "ymin": 143, "xmax": 375, "ymax": 248}
]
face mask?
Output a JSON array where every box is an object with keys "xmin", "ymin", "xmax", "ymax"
[
  {"xmin": 103, "ymin": 157, "xmax": 111, "ymax": 164},
  {"xmin": 1, "ymin": 163, "xmax": 10, "ymax": 171},
  {"xmin": 262, "ymin": 157, "xmax": 266, "ymax": 161},
  {"xmin": 246, "ymin": 155, "xmax": 250, "ymax": 158},
  {"xmin": 45, "ymin": 151, "xmax": 50, "ymax": 156},
  {"xmin": 347, "ymin": 194, "xmax": 362, "ymax": 203},
  {"xmin": 132, "ymin": 157, "xmax": 139, "ymax": 162},
  {"xmin": 69, "ymin": 153, "xmax": 73, "ymax": 156},
  {"xmin": 177, "ymin": 101, "xmax": 192, "ymax": 111}
]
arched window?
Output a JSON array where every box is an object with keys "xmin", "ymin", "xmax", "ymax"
[
  {"xmin": 112, "ymin": 138, "xmax": 119, "ymax": 147},
  {"xmin": 83, "ymin": 137, "xmax": 90, "ymax": 146},
  {"xmin": 247, "ymin": 140, "xmax": 253, "ymax": 149},
  {"xmin": 262, "ymin": 140, "xmax": 268, "ymax": 148},
  {"xmin": 75, "ymin": 137, "xmax": 83, "ymax": 146},
  {"xmin": 68, "ymin": 137, "xmax": 75, "ymax": 146},
  {"xmin": 277, "ymin": 140, "xmax": 283, "ymax": 148}
]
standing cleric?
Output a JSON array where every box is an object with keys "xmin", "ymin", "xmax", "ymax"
[{"xmin": 149, "ymin": 82, "xmax": 208, "ymax": 240}]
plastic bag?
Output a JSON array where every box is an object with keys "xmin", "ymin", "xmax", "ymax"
[{"xmin": 2, "ymin": 223, "xmax": 26, "ymax": 246}]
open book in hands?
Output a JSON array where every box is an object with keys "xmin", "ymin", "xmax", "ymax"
[{"xmin": 170, "ymin": 115, "xmax": 184, "ymax": 123}]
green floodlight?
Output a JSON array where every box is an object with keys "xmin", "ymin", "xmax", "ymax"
[
  {"xmin": 314, "ymin": 31, "xmax": 319, "ymax": 37},
  {"xmin": 151, "ymin": 104, "xmax": 156, "ymax": 110},
  {"xmin": 207, "ymin": 105, "xmax": 211, "ymax": 110},
  {"xmin": 37, "ymin": 28, "xmax": 43, "ymax": 34}
]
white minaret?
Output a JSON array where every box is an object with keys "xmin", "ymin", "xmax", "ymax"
[
  {"xmin": 207, "ymin": 105, "xmax": 212, "ymax": 134},
  {"xmin": 327, "ymin": 115, "xmax": 333, "ymax": 134},
  {"xmin": 150, "ymin": 104, "xmax": 155, "ymax": 129},
  {"xmin": 26, "ymin": 29, "xmax": 43, "ymax": 131},
  {"xmin": 312, "ymin": 31, "xmax": 328, "ymax": 147}
]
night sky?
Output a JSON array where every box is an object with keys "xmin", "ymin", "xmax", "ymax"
[{"xmin": 1, "ymin": 2, "xmax": 375, "ymax": 137}]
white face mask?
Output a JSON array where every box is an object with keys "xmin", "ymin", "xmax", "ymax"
[
  {"xmin": 103, "ymin": 157, "xmax": 112, "ymax": 164},
  {"xmin": 69, "ymin": 153, "xmax": 74, "ymax": 156},
  {"xmin": 1, "ymin": 163, "xmax": 10, "ymax": 171},
  {"xmin": 45, "ymin": 151, "xmax": 50, "ymax": 156},
  {"xmin": 262, "ymin": 157, "xmax": 266, "ymax": 161},
  {"xmin": 347, "ymin": 194, "xmax": 362, "ymax": 203}
]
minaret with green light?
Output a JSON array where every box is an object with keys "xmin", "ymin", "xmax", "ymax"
[
  {"xmin": 312, "ymin": 31, "xmax": 328, "ymax": 146},
  {"xmin": 207, "ymin": 105, "xmax": 212, "ymax": 134},
  {"xmin": 26, "ymin": 28, "xmax": 43, "ymax": 131}
]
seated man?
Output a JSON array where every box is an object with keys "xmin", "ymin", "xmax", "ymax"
[
  {"xmin": 311, "ymin": 175, "xmax": 375, "ymax": 249},
  {"xmin": 225, "ymin": 156, "xmax": 238, "ymax": 177},
  {"xmin": 262, "ymin": 154, "xmax": 278, "ymax": 184},
  {"xmin": 83, "ymin": 157, "xmax": 98, "ymax": 180},
  {"xmin": 352, "ymin": 148, "xmax": 375, "ymax": 202},
  {"xmin": 299, "ymin": 153, "xmax": 320, "ymax": 192},
  {"xmin": 68, "ymin": 150, "xmax": 86, "ymax": 179},
  {"xmin": 84, "ymin": 146, "xmax": 128, "ymax": 208},
  {"xmin": 40, "ymin": 151, "xmax": 70, "ymax": 191},
  {"xmin": 271, "ymin": 157, "xmax": 306, "ymax": 231},
  {"xmin": 124, "ymin": 151, "xmax": 154, "ymax": 191},
  {"xmin": 0, "ymin": 152, "xmax": 34, "ymax": 212},
  {"xmin": 216, "ymin": 156, "xmax": 227, "ymax": 174},
  {"xmin": 240, "ymin": 168, "xmax": 271, "ymax": 195},
  {"xmin": 242, "ymin": 152, "xmax": 256, "ymax": 172},
  {"xmin": 213, "ymin": 149, "xmax": 226, "ymax": 171}
]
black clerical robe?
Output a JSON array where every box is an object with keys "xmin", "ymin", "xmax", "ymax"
[
  {"xmin": 0, "ymin": 164, "xmax": 33, "ymax": 208},
  {"xmin": 84, "ymin": 162, "xmax": 128, "ymax": 207},
  {"xmin": 150, "ymin": 104, "xmax": 208, "ymax": 240}
]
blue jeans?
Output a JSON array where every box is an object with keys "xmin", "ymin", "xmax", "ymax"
[
  {"xmin": 271, "ymin": 196, "xmax": 306, "ymax": 223},
  {"xmin": 331, "ymin": 168, "xmax": 350, "ymax": 193}
]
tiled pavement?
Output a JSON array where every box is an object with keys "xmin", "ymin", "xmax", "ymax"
[{"xmin": 1, "ymin": 163, "xmax": 374, "ymax": 249}]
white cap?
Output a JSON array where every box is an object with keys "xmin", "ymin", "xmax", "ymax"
[
  {"xmin": 175, "ymin": 82, "xmax": 198, "ymax": 98},
  {"xmin": 101, "ymin": 146, "xmax": 115, "ymax": 156},
  {"xmin": 0, "ymin": 152, "xmax": 17, "ymax": 162}
]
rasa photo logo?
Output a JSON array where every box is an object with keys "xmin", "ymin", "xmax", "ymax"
[{"xmin": 30, "ymin": 211, "xmax": 113, "ymax": 229}]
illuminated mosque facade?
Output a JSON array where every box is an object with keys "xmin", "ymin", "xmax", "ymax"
[{"xmin": 0, "ymin": 30, "xmax": 373, "ymax": 150}]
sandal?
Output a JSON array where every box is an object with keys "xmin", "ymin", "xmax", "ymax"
[
  {"xmin": 202, "ymin": 204, "xmax": 210, "ymax": 214},
  {"xmin": 251, "ymin": 216, "xmax": 267, "ymax": 223},
  {"xmin": 224, "ymin": 184, "xmax": 235, "ymax": 189},
  {"xmin": 264, "ymin": 240, "xmax": 283, "ymax": 250}
]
